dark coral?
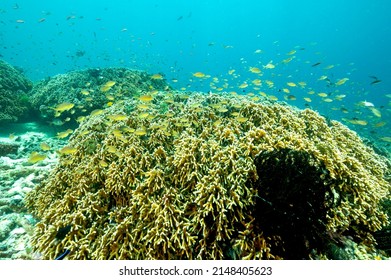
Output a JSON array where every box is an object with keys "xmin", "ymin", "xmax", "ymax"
[
  {"xmin": 0, "ymin": 60, "xmax": 33, "ymax": 124},
  {"xmin": 29, "ymin": 67, "xmax": 170, "ymax": 123}
]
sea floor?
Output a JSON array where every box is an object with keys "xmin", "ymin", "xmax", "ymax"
[{"xmin": 0, "ymin": 122, "xmax": 62, "ymax": 259}]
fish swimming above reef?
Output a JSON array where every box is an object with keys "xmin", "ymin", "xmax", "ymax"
[
  {"xmin": 27, "ymin": 152, "xmax": 47, "ymax": 164},
  {"xmin": 369, "ymin": 76, "xmax": 381, "ymax": 85},
  {"xmin": 52, "ymin": 102, "xmax": 75, "ymax": 113}
]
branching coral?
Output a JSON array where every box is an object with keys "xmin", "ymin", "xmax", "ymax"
[{"xmin": 25, "ymin": 91, "xmax": 390, "ymax": 259}]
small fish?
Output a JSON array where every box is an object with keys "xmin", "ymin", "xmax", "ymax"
[
  {"xmin": 286, "ymin": 50, "xmax": 296, "ymax": 55},
  {"xmin": 379, "ymin": 136, "xmax": 391, "ymax": 142},
  {"xmin": 282, "ymin": 56, "xmax": 294, "ymax": 64},
  {"xmin": 100, "ymin": 81, "xmax": 116, "ymax": 92},
  {"xmin": 318, "ymin": 75, "xmax": 328, "ymax": 81},
  {"xmin": 311, "ymin": 62, "xmax": 321, "ymax": 67},
  {"xmin": 238, "ymin": 82, "xmax": 248, "ymax": 89},
  {"xmin": 55, "ymin": 249, "xmax": 70, "ymax": 260},
  {"xmin": 90, "ymin": 109, "xmax": 104, "ymax": 116},
  {"xmin": 28, "ymin": 152, "xmax": 47, "ymax": 164},
  {"xmin": 99, "ymin": 160, "xmax": 108, "ymax": 167},
  {"xmin": 139, "ymin": 95, "xmax": 153, "ymax": 102},
  {"xmin": 263, "ymin": 62, "xmax": 275, "ymax": 69},
  {"xmin": 369, "ymin": 107, "xmax": 381, "ymax": 118},
  {"xmin": 335, "ymin": 78, "xmax": 349, "ymax": 86},
  {"xmin": 249, "ymin": 67, "xmax": 261, "ymax": 74},
  {"xmin": 348, "ymin": 119, "xmax": 367, "ymax": 126},
  {"xmin": 369, "ymin": 76, "xmax": 381, "ymax": 85},
  {"xmin": 192, "ymin": 72, "xmax": 206, "ymax": 78},
  {"xmin": 16, "ymin": 19, "xmax": 25, "ymax": 23},
  {"xmin": 53, "ymin": 102, "xmax": 75, "ymax": 112},
  {"xmin": 374, "ymin": 121, "xmax": 386, "ymax": 128},
  {"xmin": 151, "ymin": 74, "xmax": 164, "ymax": 80},
  {"xmin": 59, "ymin": 146, "xmax": 77, "ymax": 155},
  {"xmin": 134, "ymin": 127, "xmax": 147, "ymax": 136},
  {"xmin": 9, "ymin": 133, "xmax": 15, "ymax": 140},
  {"xmin": 107, "ymin": 114, "xmax": 127, "ymax": 121},
  {"xmin": 40, "ymin": 142, "xmax": 51, "ymax": 151},
  {"xmin": 236, "ymin": 116, "xmax": 248, "ymax": 123},
  {"xmin": 287, "ymin": 82, "xmax": 297, "ymax": 87},
  {"xmin": 324, "ymin": 65, "xmax": 335, "ymax": 70},
  {"xmin": 56, "ymin": 129, "xmax": 73, "ymax": 139},
  {"xmin": 360, "ymin": 101, "xmax": 375, "ymax": 107}
]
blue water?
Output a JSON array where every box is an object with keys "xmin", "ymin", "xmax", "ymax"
[{"xmin": 1, "ymin": 0, "xmax": 390, "ymax": 142}]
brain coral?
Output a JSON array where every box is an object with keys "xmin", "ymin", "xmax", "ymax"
[
  {"xmin": 25, "ymin": 91, "xmax": 390, "ymax": 260},
  {"xmin": 0, "ymin": 60, "xmax": 33, "ymax": 123},
  {"xmin": 29, "ymin": 67, "xmax": 170, "ymax": 123}
]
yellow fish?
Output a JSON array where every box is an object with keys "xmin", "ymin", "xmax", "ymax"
[
  {"xmin": 90, "ymin": 109, "xmax": 104, "ymax": 116},
  {"xmin": 282, "ymin": 57, "xmax": 294, "ymax": 64},
  {"xmin": 134, "ymin": 127, "xmax": 147, "ymax": 136},
  {"xmin": 139, "ymin": 95, "xmax": 153, "ymax": 102},
  {"xmin": 349, "ymin": 119, "xmax": 367, "ymax": 126},
  {"xmin": 28, "ymin": 152, "xmax": 46, "ymax": 164},
  {"xmin": 286, "ymin": 50, "xmax": 296, "ymax": 55},
  {"xmin": 324, "ymin": 65, "xmax": 335, "ymax": 70},
  {"xmin": 40, "ymin": 142, "xmax": 51, "ymax": 151},
  {"xmin": 335, "ymin": 78, "xmax": 349, "ymax": 86},
  {"xmin": 76, "ymin": 116, "xmax": 86, "ymax": 123},
  {"xmin": 249, "ymin": 67, "xmax": 261, "ymax": 74},
  {"xmin": 192, "ymin": 72, "xmax": 206, "ymax": 78},
  {"xmin": 263, "ymin": 62, "xmax": 275, "ymax": 69},
  {"xmin": 151, "ymin": 74, "xmax": 163, "ymax": 80},
  {"xmin": 369, "ymin": 107, "xmax": 381, "ymax": 118},
  {"xmin": 374, "ymin": 121, "xmax": 386, "ymax": 127},
  {"xmin": 53, "ymin": 102, "xmax": 75, "ymax": 112},
  {"xmin": 287, "ymin": 82, "xmax": 297, "ymax": 87},
  {"xmin": 236, "ymin": 116, "xmax": 248, "ymax": 123},
  {"xmin": 59, "ymin": 146, "xmax": 78, "ymax": 155},
  {"xmin": 238, "ymin": 83, "xmax": 248, "ymax": 89},
  {"xmin": 318, "ymin": 75, "xmax": 328, "ymax": 81},
  {"xmin": 318, "ymin": 93, "xmax": 328, "ymax": 97},
  {"xmin": 107, "ymin": 114, "xmax": 127, "ymax": 121},
  {"xmin": 56, "ymin": 129, "xmax": 73, "ymax": 139}
]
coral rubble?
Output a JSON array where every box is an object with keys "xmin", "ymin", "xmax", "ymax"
[{"xmin": 25, "ymin": 91, "xmax": 391, "ymax": 259}]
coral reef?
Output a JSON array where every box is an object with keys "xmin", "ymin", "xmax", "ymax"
[
  {"xmin": 29, "ymin": 67, "xmax": 170, "ymax": 124},
  {"xmin": 0, "ymin": 60, "xmax": 33, "ymax": 124},
  {"xmin": 25, "ymin": 91, "xmax": 391, "ymax": 260}
]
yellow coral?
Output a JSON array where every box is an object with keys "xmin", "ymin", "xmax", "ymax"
[{"xmin": 25, "ymin": 91, "xmax": 390, "ymax": 260}]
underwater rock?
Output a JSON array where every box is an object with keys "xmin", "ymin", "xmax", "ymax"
[
  {"xmin": 0, "ymin": 60, "xmax": 33, "ymax": 124},
  {"xmin": 25, "ymin": 91, "xmax": 390, "ymax": 260},
  {"xmin": 0, "ymin": 142, "xmax": 20, "ymax": 157},
  {"xmin": 29, "ymin": 67, "xmax": 170, "ymax": 124}
]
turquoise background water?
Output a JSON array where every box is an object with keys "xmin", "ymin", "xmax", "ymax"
[{"xmin": 1, "ymin": 0, "xmax": 390, "ymax": 141}]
